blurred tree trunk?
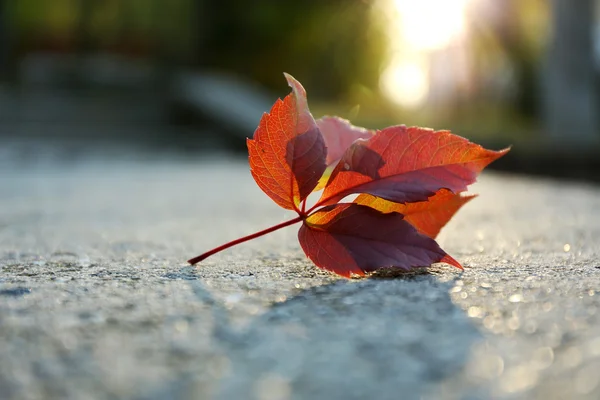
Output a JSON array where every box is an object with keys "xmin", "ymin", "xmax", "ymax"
[
  {"xmin": 0, "ymin": 0, "xmax": 11, "ymax": 82},
  {"xmin": 543, "ymin": 0, "xmax": 599, "ymax": 147},
  {"xmin": 488, "ymin": 0, "xmax": 540, "ymax": 118},
  {"xmin": 72, "ymin": 0, "xmax": 96, "ymax": 87}
]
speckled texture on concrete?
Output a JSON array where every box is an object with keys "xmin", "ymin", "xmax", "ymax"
[{"xmin": 1, "ymin": 156, "xmax": 599, "ymax": 400}]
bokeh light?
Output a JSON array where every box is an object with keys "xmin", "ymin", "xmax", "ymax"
[
  {"xmin": 379, "ymin": 0, "xmax": 474, "ymax": 109},
  {"xmin": 394, "ymin": 0, "xmax": 470, "ymax": 51},
  {"xmin": 379, "ymin": 57, "xmax": 429, "ymax": 108}
]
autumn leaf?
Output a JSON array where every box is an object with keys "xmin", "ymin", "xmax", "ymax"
[
  {"xmin": 247, "ymin": 73, "xmax": 327, "ymax": 211},
  {"xmin": 355, "ymin": 189, "xmax": 476, "ymax": 239},
  {"xmin": 312, "ymin": 116, "xmax": 374, "ymax": 192},
  {"xmin": 298, "ymin": 203, "xmax": 462, "ymax": 278},
  {"xmin": 188, "ymin": 74, "xmax": 510, "ymax": 278},
  {"xmin": 317, "ymin": 125, "xmax": 509, "ymax": 207},
  {"xmin": 317, "ymin": 116, "xmax": 374, "ymax": 165}
]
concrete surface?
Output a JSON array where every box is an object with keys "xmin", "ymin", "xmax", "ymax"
[{"xmin": 1, "ymin": 154, "xmax": 599, "ymax": 400}]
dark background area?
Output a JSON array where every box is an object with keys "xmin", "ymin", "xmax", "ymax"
[{"xmin": 1, "ymin": 0, "xmax": 599, "ymax": 180}]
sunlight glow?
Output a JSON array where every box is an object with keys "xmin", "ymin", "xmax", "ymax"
[
  {"xmin": 380, "ymin": 58, "xmax": 429, "ymax": 109},
  {"xmin": 379, "ymin": 0, "xmax": 472, "ymax": 108},
  {"xmin": 393, "ymin": 0, "xmax": 469, "ymax": 51}
]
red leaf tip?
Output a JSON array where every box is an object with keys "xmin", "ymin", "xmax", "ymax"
[
  {"xmin": 283, "ymin": 73, "xmax": 306, "ymax": 100},
  {"xmin": 440, "ymin": 254, "xmax": 463, "ymax": 270}
]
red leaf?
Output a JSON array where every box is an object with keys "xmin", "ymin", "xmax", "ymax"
[
  {"xmin": 298, "ymin": 203, "xmax": 462, "ymax": 278},
  {"xmin": 247, "ymin": 73, "xmax": 327, "ymax": 211},
  {"xmin": 189, "ymin": 75, "xmax": 510, "ymax": 279},
  {"xmin": 355, "ymin": 189, "xmax": 476, "ymax": 238},
  {"xmin": 316, "ymin": 116, "xmax": 374, "ymax": 165},
  {"xmin": 317, "ymin": 126, "xmax": 509, "ymax": 207}
]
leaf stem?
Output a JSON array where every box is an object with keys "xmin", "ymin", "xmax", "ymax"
[{"xmin": 188, "ymin": 216, "xmax": 304, "ymax": 265}]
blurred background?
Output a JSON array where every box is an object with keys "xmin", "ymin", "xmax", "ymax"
[{"xmin": 0, "ymin": 0, "xmax": 599, "ymax": 179}]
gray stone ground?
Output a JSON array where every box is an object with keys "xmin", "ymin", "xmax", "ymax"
[{"xmin": 1, "ymin": 152, "xmax": 599, "ymax": 400}]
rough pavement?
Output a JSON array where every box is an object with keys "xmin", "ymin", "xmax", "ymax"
[{"xmin": 1, "ymin": 154, "xmax": 599, "ymax": 400}]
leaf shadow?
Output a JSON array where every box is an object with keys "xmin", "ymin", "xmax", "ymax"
[
  {"xmin": 343, "ymin": 141, "xmax": 385, "ymax": 179},
  {"xmin": 367, "ymin": 266, "xmax": 433, "ymax": 280},
  {"xmin": 367, "ymin": 265, "xmax": 463, "ymax": 280},
  {"xmin": 215, "ymin": 271, "xmax": 480, "ymax": 400},
  {"xmin": 285, "ymin": 127, "xmax": 327, "ymax": 199}
]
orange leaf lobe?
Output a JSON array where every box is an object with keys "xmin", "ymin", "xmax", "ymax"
[
  {"xmin": 247, "ymin": 74, "xmax": 327, "ymax": 211},
  {"xmin": 317, "ymin": 125, "xmax": 509, "ymax": 207},
  {"xmin": 355, "ymin": 189, "xmax": 476, "ymax": 238}
]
